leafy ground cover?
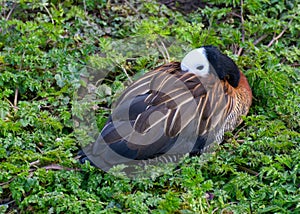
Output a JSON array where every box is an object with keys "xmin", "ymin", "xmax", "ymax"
[{"xmin": 0, "ymin": 0, "xmax": 299, "ymax": 213}]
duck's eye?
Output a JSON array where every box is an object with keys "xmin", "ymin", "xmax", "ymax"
[
  {"xmin": 225, "ymin": 74, "xmax": 230, "ymax": 80},
  {"xmin": 196, "ymin": 65, "xmax": 204, "ymax": 70}
]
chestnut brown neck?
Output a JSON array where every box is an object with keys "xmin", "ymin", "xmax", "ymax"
[{"xmin": 239, "ymin": 71, "xmax": 251, "ymax": 91}]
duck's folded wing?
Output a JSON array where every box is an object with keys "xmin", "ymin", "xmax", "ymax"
[{"xmin": 84, "ymin": 62, "xmax": 230, "ymax": 169}]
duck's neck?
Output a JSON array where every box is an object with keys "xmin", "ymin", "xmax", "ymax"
[{"xmin": 238, "ymin": 71, "xmax": 252, "ymax": 97}]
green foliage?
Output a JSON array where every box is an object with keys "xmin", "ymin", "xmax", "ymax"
[{"xmin": 0, "ymin": 0, "xmax": 299, "ymax": 213}]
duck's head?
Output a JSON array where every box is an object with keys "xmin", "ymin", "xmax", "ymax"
[{"xmin": 181, "ymin": 45, "xmax": 240, "ymax": 87}]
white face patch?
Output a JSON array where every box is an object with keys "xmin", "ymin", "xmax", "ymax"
[{"xmin": 180, "ymin": 48, "xmax": 210, "ymax": 77}]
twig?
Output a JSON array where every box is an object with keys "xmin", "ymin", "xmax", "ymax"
[
  {"xmin": 125, "ymin": 0, "xmax": 139, "ymax": 14},
  {"xmin": 199, "ymin": 197, "xmax": 204, "ymax": 214},
  {"xmin": 74, "ymin": 155, "xmax": 82, "ymax": 160},
  {"xmin": 36, "ymin": 145, "xmax": 44, "ymax": 154},
  {"xmin": 4, "ymin": 97, "xmax": 14, "ymax": 108},
  {"xmin": 230, "ymin": 11, "xmax": 242, "ymax": 19},
  {"xmin": 0, "ymin": 178, "xmax": 15, "ymax": 187},
  {"xmin": 159, "ymin": 38, "xmax": 170, "ymax": 63},
  {"xmin": 121, "ymin": 65, "xmax": 133, "ymax": 83},
  {"xmin": 232, "ymin": 44, "xmax": 238, "ymax": 55},
  {"xmin": 83, "ymin": 0, "xmax": 87, "ymax": 14},
  {"xmin": 29, "ymin": 160, "xmax": 40, "ymax": 167},
  {"xmin": 238, "ymin": 34, "xmax": 268, "ymax": 57},
  {"xmin": 240, "ymin": 0, "xmax": 245, "ymax": 43},
  {"xmin": 42, "ymin": 164, "xmax": 82, "ymax": 171},
  {"xmin": 5, "ymin": 3, "xmax": 17, "ymax": 20},
  {"xmin": 11, "ymin": 51, "xmax": 25, "ymax": 112},
  {"xmin": 267, "ymin": 19, "xmax": 293, "ymax": 48},
  {"xmin": 237, "ymin": 0, "xmax": 245, "ymax": 56},
  {"xmin": 212, "ymin": 207, "xmax": 219, "ymax": 214},
  {"xmin": 253, "ymin": 34, "xmax": 268, "ymax": 46},
  {"xmin": 0, "ymin": 199, "xmax": 15, "ymax": 206},
  {"xmin": 154, "ymin": 40, "xmax": 166, "ymax": 62},
  {"xmin": 237, "ymin": 47, "xmax": 243, "ymax": 57},
  {"xmin": 238, "ymin": 165, "xmax": 259, "ymax": 176},
  {"xmin": 290, "ymin": 63, "xmax": 300, "ymax": 67},
  {"xmin": 154, "ymin": 39, "xmax": 170, "ymax": 63},
  {"xmin": 43, "ymin": 4, "xmax": 54, "ymax": 24},
  {"xmin": 13, "ymin": 88, "xmax": 18, "ymax": 109},
  {"xmin": 205, "ymin": 194, "xmax": 211, "ymax": 209},
  {"xmin": 99, "ymin": 106, "xmax": 111, "ymax": 111},
  {"xmin": 233, "ymin": 124, "xmax": 246, "ymax": 139}
]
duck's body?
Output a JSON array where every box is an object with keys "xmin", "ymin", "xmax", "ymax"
[{"xmin": 80, "ymin": 46, "xmax": 252, "ymax": 171}]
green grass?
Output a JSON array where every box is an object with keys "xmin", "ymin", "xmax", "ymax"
[{"xmin": 0, "ymin": 0, "xmax": 299, "ymax": 213}]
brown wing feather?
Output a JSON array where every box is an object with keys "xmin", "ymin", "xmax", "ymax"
[
  {"xmin": 124, "ymin": 62, "xmax": 232, "ymax": 140},
  {"xmin": 105, "ymin": 62, "xmax": 242, "ymax": 155}
]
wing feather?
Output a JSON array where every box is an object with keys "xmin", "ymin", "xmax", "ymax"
[
  {"xmin": 93, "ymin": 62, "xmax": 236, "ymax": 163},
  {"xmin": 113, "ymin": 62, "xmax": 232, "ymax": 138}
]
